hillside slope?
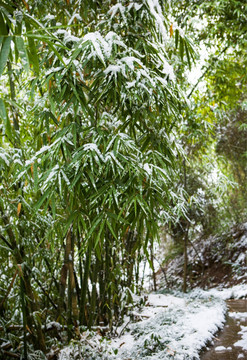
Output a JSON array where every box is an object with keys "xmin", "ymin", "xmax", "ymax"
[{"xmin": 158, "ymin": 223, "xmax": 247, "ymax": 290}]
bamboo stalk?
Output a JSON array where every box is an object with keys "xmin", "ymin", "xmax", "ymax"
[
  {"xmin": 67, "ymin": 229, "xmax": 78, "ymax": 334},
  {"xmin": 183, "ymin": 230, "xmax": 188, "ymax": 293},
  {"xmin": 105, "ymin": 233, "xmax": 112, "ymax": 327},
  {"xmin": 0, "ymin": 208, "xmax": 46, "ymax": 352},
  {"xmin": 88, "ymin": 256, "xmax": 99, "ymax": 328},
  {"xmin": 79, "ymin": 239, "xmax": 92, "ymax": 326},
  {"xmin": 20, "ymin": 277, "xmax": 27, "ymax": 360}
]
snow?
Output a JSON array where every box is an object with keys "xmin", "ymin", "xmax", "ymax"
[
  {"xmin": 108, "ymin": 1, "xmax": 143, "ymax": 21},
  {"xmin": 64, "ymin": 33, "xmax": 80, "ymax": 43},
  {"xmin": 129, "ymin": 2, "xmax": 143, "ymax": 11},
  {"xmin": 148, "ymin": 293, "xmax": 184, "ymax": 307},
  {"xmin": 238, "ymin": 354, "xmax": 245, "ymax": 359},
  {"xmin": 147, "ymin": 0, "xmax": 168, "ymax": 41},
  {"xmin": 215, "ymin": 345, "xmax": 226, "ymax": 351},
  {"xmin": 83, "ymin": 143, "xmax": 104, "ymax": 161},
  {"xmin": 234, "ymin": 326, "xmax": 247, "ymax": 350},
  {"xmin": 104, "ymin": 56, "xmax": 154, "ymax": 85},
  {"xmin": 108, "ymin": 3, "xmax": 127, "ymax": 23},
  {"xmin": 0, "ymin": 152, "xmax": 10, "ymax": 166},
  {"xmin": 126, "ymin": 80, "xmax": 136, "ymax": 88},
  {"xmin": 46, "ymin": 164, "xmax": 59, "ymax": 180},
  {"xmin": 207, "ymin": 284, "xmax": 247, "ymax": 300},
  {"xmin": 46, "ymin": 321, "xmax": 63, "ymax": 331},
  {"xmin": 68, "ymin": 13, "xmax": 82, "ymax": 25},
  {"xmin": 83, "ymin": 32, "xmax": 107, "ymax": 64},
  {"xmin": 110, "ymin": 290, "xmax": 226, "ymax": 360},
  {"xmin": 45, "ymin": 67, "xmax": 63, "ymax": 76},
  {"xmin": 143, "ymin": 163, "xmax": 152, "ymax": 176},
  {"xmin": 104, "ymin": 64, "xmax": 125, "ymax": 77},
  {"xmin": 156, "ymin": 53, "xmax": 175, "ymax": 81},
  {"xmin": 25, "ymin": 145, "xmax": 50, "ymax": 166},
  {"xmin": 59, "ymin": 288, "xmax": 229, "ymax": 360},
  {"xmin": 229, "ymin": 312, "xmax": 247, "ymax": 319},
  {"xmin": 44, "ymin": 14, "xmax": 55, "ymax": 21}
]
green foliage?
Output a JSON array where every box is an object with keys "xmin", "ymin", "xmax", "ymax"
[
  {"xmin": 0, "ymin": 0, "xmax": 195, "ymax": 356},
  {"xmin": 0, "ymin": 0, "xmax": 246, "ymax": 357}
]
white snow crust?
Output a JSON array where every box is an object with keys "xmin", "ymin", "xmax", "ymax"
[
  {"xmin": 110, "ymin": 290, "xmax": 226, "ymax": 360},
  {"xmin": 59, "ymin": 287, "xmax": 237, "ymax": 360},
  {"xmin": 234, "ymin": 326, "xmax": 247, "ymax": 350}
]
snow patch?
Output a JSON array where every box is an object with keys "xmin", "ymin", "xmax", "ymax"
[
  {"xmin": 229, "ymin": 312, "xmax": 247, "ymax": 319},
  {"xmin": 234, "ymin": 326, "xmax": 247, "ymax": 350},
  {"xmin": 215, "ymin": 345, "xmax": 226, "ymax": 351},
  {"xmin": 208, "ymin": 284, "xmax": 247, "ymax": 300}
]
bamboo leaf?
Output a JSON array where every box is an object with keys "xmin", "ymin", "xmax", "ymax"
[
  {"xmin": 185, "ymin": 42, "xmax": 191, "ymax": 70},
  {"xmin": 63, "ymin": 211, "xmax": 78, "ymax": 235},
  {"xmin": 86, "ymin": 215, "xmax": 103, "ymax": 241},
  {"xmin": 175, "ymin": 29, "xmax": 179, "ymax": 49},
  {"xmin": 33, "ymin": 161, "xmax": 38, "ymax": 192},
  {"xmin": 0, "ymin": 36, "xmax": 12, "ymax": 76},
  {"xmin": 106, "ymin": 220, "xmax": 118, "ymax": 240},
  {"xmin": 179, "ymin": 36, "xmax": 184, "ymax": 61},
  {"xmin": 0, "ymin": 12, "xmax": 7, "ymax": 36},
  {"xmin": 51, "ymin": 193, "xmax": 56, "ymax": 219},
  {"xmin": 0, "ymin": 98, "xmax": 12, "ymax": 139},
  {"xmin": 34, "ymin": 189, "xmax": 51, "ymax": 212},
  {"xmin": 94, "ymin": 219, "xmax": 105, "ymax": 250},
  {"xmin": 15, "ymin": 36, "xmax": 29, "ymax": 72},
  {"xmin": 25, "ymin": 20, "xmax": 39, "ymax": 73},
  {"xmin": 17, "ymin": 202, "xmax": 22, "ymax": 217}
]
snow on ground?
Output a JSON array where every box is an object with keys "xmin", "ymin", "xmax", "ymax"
[
  {"xmin": 234, "ymin": 326, "xmax": 247, "ymax": 350},
  {"xmin": 215, "ymin": 345, "xmax": 227, "ymax": 351},
  {"xmin": 110, "ymin": 290, "xmax": 226, "ymax": 360},
  {"xmin": 207, "ymin": 284, "xmax": 247, "ymax": 300},
  {"xmin": 58, "ymin": 285, "xmax": 247, "ymax": 360},
  {"xmin": 229, "ymin": 312, "xmax": 247, "ymax": 319}
]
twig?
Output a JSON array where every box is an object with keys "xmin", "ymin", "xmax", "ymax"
[
  {"xmin": 2, "ymin": 350, "xmax": 20, "ymax": 358},
  {"xmin": 0, "ymin": 325, "xmax": 23, "ymax": 332},
  {"xmin": 0, "ymin": 234, "xmax": 13, "ymax": 250}
]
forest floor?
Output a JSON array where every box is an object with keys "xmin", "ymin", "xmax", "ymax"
[{"xmin": 56, "ymin": 223, "xmax": 247, "ymax": 360}]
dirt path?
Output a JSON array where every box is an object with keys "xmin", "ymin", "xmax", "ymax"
[{"xmin": 201, "ymin": 299, "xmax": 247, "ymax": 360}]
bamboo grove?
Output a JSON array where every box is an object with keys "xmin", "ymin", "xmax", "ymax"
[
  {"xmin": 0, "ymin": 0, "xmax": 195, "ymax": 355},
  {"xmin": 1, "ymin": 0, "xmax": 246, "ymax": 358}
]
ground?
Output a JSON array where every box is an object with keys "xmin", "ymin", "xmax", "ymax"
[
  {"xmin": 56, "ymin": 223, "xmax": 247, "ymax": 360},
  {"xmin": 157, "ymin": 222, "xmax": 247, "ymax": 290}
]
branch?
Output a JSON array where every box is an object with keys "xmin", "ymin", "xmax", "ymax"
[
  {"xmin": 2, "ymin": 350, "xmax": 20, "ymax": 359},
  {"xmin": 0, "ymin": 234, "xmax": 13, "ymax": 250},
  {"xmin": 25, "ymin": 264, "xmax": 59, "ymax": 312}
]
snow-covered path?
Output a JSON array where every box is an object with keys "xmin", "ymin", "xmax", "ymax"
[
  {"xmin": 58, "ymin": 285, "xmax": 247, "ymax": 360},
  {"xmin": 111, "ymin": 290, "xmax": 227, "ymax": 360},
  {"xmin": 201, "ymin": 298, "xmax": 247, "ymax": 360}
]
